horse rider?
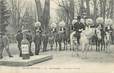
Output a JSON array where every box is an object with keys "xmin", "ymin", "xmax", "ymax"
[
  {"xmin": 16, "ymin": 30, "xmax": 23, "ymax": 57},
  {"xmin": 26, "ymin": 30, "xmax": 33, "ymax": 56},
  {"xmin": 73, "ymin": 16, "xmax": 85, "ymax": 45},
  {"xmin": 0, "ymin": 32, "xmax": 13, "ymax": 59},
  {"xmin": 105, "ymin": 24, "xmax": 113, "ymax": 33},
  {"xmin": 96, "ymin": 17, "xmax": 105, "ymax": 51},
  {"xmin": 105, "ymin": 19, "xmax": 113, "ymax": 42}
]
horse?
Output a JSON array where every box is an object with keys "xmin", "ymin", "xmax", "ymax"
[
  {"xmin": 48, "ymin": 27, "xmax": 57, "ymax": 50},
  {"xmin": 56, "ymin": 27, "xmax": 68, "ymax": 51},
  {"xmin": 95, "ymin": 26, "xmax": 105, "ymax": 52},
  {"xmin": 70, "ymin": 26, "xmax": 95, "ymax": 57},
  {"xmin": 70, "ymin": 31, "xmax": 78, "ymax": 51},
  {"xmin": 80, "ymin": 27, "xmax": 95, "ymax": 57},
  {"xmin": 95, "ymin": 17, "xmax": 105, "ymax": 52},
  {"xmin": 34, "ymin": 28, "xmax": 42, "ymax": 55},
  {"xmin": 104, "ymin": 31, "xmax": 111, "ymax": 53}
]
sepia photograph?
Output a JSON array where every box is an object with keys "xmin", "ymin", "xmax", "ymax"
[{"xmin": 0, "ymin": 0, "xmax": 114, "ymax": 73}]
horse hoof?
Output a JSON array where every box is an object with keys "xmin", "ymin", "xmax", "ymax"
[
  {"xmin": 30, "ymin": 53, "xmax": 34, "ymax": 56},
  {"xmin": 0, "ymin": 56, "xmax": 3, "ymax": 59},
  {"xmin": 20, "ymin": 54, "xmax": 22, "ymax": 57},
  {"xmin": 35, "ymin": 53, "xmax": 39, "ymax": 55}
]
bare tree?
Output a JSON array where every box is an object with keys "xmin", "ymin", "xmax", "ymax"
[{"xmin": 10, "ymin": 0, "xmax": 26, "ymax": 31}]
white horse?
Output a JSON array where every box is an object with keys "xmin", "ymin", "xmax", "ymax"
[
  {"xmin": 80, "ymin": 27, "xmax": 95, "ymax": 57},
  {"xmin": 70, "ymin": 31, "xmax": 78, "ymax": 51},
  {"xmin": 104, "ymin": 18, "xmax": 113, "ymax": 53},
  {"xmin": 104, "ymin": 31, "xmax": 111, "ymax": 53},
  {"xmin": 70, "ymin": 27, "xmax": 95, "ymax": 57}
]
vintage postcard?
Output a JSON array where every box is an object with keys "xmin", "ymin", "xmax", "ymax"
[{"xmin": 0, "ymin": 0, "xmax": 114, "ymax": 73}]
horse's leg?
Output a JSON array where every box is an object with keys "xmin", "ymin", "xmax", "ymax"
[
  {"xmin": 63, "ymin": 40, "xmax": 65, "ymax": 50},
  {"xmin": 29, "ymin": 42, "xmax": 33, "ymax": 56},
  {"xmin": 101, "ymin": 39, "xmax": 105, "ymax": 52},
  {"xmin": 37, "ymin": 41, "xmax": 41, "ymax": 55},
  {"xmin": 64, "ymin": 39, "xmax": 67, "ymax": 51},
  {"xmin": 70, "ymin": 39, "xmax": 73, "ymax": 51},
  {"xmin": 96, "ymin": 38, "xmax": 98, "ymax": 51},
  {"xmin": 50, "ymin": 40, "xmax": 53, "ymax": 51},
  {"xmin": 59, "ymin": 41, "xmax": 62, "ymax": 51},
  {"xmin": 55, "ymin": 40, "xmax": 58, "ymax": 51},
  {"xmin": 90, "ymin": 39, "xmax": 93, "ymax": 51},
  {"xmin": 98, "ymin": 40, "xmax": 100, "ymax": 52},
  {"xmin": 51, "ymin": 40, "xmax": 54, "ymax": 50},
  {"xmin": 100, "ymin": 40, "xmax": 102, "ymax": 51},
  {"xmin": 105, "ymin": 42, "xmax": 108, "ymax": 53},
  {"xmin": 103, "ymin": 40, "xmax": 105, "ymax": 51},
  {"xmin": 65, "ymin": 39, "xmax": 68, "ymax": 50}
]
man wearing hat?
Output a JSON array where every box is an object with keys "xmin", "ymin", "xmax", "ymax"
[
  {"xmin": 34, "ymin": 29, "xmax": 42, "ymax": 55},
  {"xmin": 73, "ymin": 16, "xmax": 85, "ymax": 45},
  {"xmin": 16, "ymin": 30, "xmax": 23, "ymax": 57},
  {"xmin": 0, "ymin": 32, "xmax": 13, "ymax": 59}
]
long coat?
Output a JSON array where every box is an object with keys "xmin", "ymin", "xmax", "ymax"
[
  {"xmin": 16, "ymin": 32, "xmax": 23, "ymax": 42},
  {"xmin": 73, "ymin": 22, "xmax": 85, "ymax": 37}
]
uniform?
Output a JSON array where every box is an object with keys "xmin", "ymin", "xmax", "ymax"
[
  {"xmin": 105, "ymin": 26, "xmax": 113, "ymax": 33},
  {"xmin": 0, "ymin": 34, "xmax": 13, "ymax": 59},
  {"xmin": 105, "ymin": 25, "xmax": 113, "ymax": 41},
  {"xmin": 34, "ymin": 28, "xmax": 42, "ymax": 55},
  {"xmin": 16, "ymin": 31, "xmax": 23, "ymax": 57},
  {"xmin": 73, "ymin": 21, "xmax": 85, "ymax": 44}
]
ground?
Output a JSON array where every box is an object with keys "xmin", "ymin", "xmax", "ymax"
[{"xmin": 0, "ymin": 43, "xmax": 114, "ymax": 73}]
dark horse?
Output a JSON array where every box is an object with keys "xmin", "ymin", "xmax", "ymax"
[
  {"xmin": 95, "ymin": 25, "xmax": 105, "ymax": 51},
  {"xmin": 48, "ymin": 28, "xmax": 56, "ymax": 50},
  {"xmin": 55, "ymin": 27, "xmax": 68, "ymax": 51}
]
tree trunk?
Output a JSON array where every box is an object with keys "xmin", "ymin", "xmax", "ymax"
[
  {"xmin": 110, "ymin": 0, "xmax": 114, "ymax": 18},
  {"xmin": 42, "ymin": 0, "xmax": 50, "ymax": 31},
  {"xmin": 100, "ymin": 0, "xmax": 103, "ymax": 17},
  {"xmin": 86, "ymin": 0, "xmax": 90, "ymax": 17},
  {"xmin": 93, "ymin": 0, "xmax": 97, "ymax": 24},
  {"xmin": 79, "ymin": 0, "xmax": 84, "ymax": 16},
  {"xmin": 103, "ymin": 0, "xmax": 106, "ymax": 19},
  {"xmin": 35, "ymin": 0, "xmax": 43, "ymax": 24}
]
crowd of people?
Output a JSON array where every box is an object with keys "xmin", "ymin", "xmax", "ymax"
[
  {"xmin": 0, "ymin": 15, "xmax": 113, "ymax": 59},
  {"xmin": 71, "ymin": 16, "xmax": 113, "ymax": 53}
]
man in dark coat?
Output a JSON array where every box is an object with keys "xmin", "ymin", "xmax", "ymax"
[
  {"xmin": 34, "ymin": 28, "xmax": 42, "ymax": 55},
  {"xmin": 26, "ymin": 30, "xmax": 33, "ymax": 56},
  {"xmin": 0, "ymin": 32, "xmax": 13, "ymax": 59},
  {"xmin": 16, "ymin": 30, "xmax": 23, "ymax": 57},
  {"xmin": 73, "ymin": 16, "xmax": 85, "ymax": 44}
]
